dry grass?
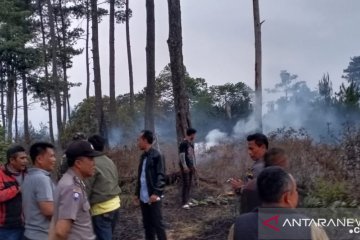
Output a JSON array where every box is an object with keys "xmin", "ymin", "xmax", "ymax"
[{"xmin": 109, "ymin": 127, "xmax": 360, "ymax": 239}]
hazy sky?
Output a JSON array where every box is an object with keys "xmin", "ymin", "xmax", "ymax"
[{"xmin": 28, "ymin": 0, "xmax": 360, "ymax": 129}]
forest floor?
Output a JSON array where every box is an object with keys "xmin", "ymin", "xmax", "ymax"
[{"xmin": 113, "ymin": 180, "xmax": 237, "ymax": 240}]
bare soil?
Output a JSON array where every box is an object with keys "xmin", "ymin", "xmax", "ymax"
[{"xmin": 113, "ymin": 181, "xmax": 237, "ymax": 240}]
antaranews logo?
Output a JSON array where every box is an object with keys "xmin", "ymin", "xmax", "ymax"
[
  {"xmin": 259, "ymin": 208, "xmax": 360, "ymax": 240},
  {"xmin": 263, "ymin": 215, "xmax": 360, "ymax": 231},
  {"xmin": 259, "ymin": 209, "xmax": 323, "ymax": 240},
  {"xmin": 262, "ymin": 215, "xmax": 280, "ymax": 232}
]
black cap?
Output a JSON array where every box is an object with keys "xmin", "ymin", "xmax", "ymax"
[{"xmin": 65, "ymin": 140, "xmax": 103, "ymax": 160}]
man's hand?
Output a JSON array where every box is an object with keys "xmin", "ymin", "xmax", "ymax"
[
  {"xmin": 53, "ymin": 219, "xmax": 72, "ymax": 240},
  {"xmin": 192, "ymin": 167, "xmax": 199, "ymax": 186},
  {"xmin": 184, "ymin": 166, "xmax": 195, "ymax": 174},
  {"xmin": 133, "ymin": 196, "xmax": 140, "ymax": 206},
  {"xmin": 229, "ymin": 178, "xmax": 244, "ymax": 191},
  {"xmin": 149, "ymin": 194, "xmax": 161, "ymax": 203}
]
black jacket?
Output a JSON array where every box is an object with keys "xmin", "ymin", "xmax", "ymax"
[{"xmin": 135, "ymin": 148, "xmax": 165, "ymax": 198}]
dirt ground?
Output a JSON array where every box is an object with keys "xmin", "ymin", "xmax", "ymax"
[{"xmin": 113, "ymin": 181, "xmax": 237, "ymax": 240}]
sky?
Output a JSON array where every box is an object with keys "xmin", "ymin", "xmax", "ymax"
[{"xmin": 27, "ymin": 0, "xmax": 360, "ymax": 131}]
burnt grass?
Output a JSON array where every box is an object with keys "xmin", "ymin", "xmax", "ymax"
[
  {"xmin": 111, "ymin": 126, "xmax": 360, "ymax": 239},
  {"xmin": 113, "ymin": 182, "xmax": 237, "ymax": 240}
]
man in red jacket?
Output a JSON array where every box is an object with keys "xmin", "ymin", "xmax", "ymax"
[{"xmin": 0, "ymin": 145, "xmax": 28, "ymax": 240}]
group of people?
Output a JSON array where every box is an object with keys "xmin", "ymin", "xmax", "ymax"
[
  {"xmin": 0, "ymin": 129, "xmax": 169, "ymax": 240},
  {"xmin": 0, "ymin": 134, "xmax": 121, "ymax": 240},
  {"xmin": 131, "ymin": 130, "xmax": 328, "ymax": 240},
  {"xmin": 227, "ymin": 133, "xmax": 328, "ymax": 240},
  {"xmin": 0, "ymin": 129, "xmax": 329, "ymax": 240}
]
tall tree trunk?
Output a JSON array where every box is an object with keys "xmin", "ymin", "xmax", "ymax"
[
  {"xmin": 21, "ymin": 72, "xmax": 30, "ymax": 144},
  {"xmin": 126, "ymin": 0, "xmax": 134, "ymax": 114},
  {"xmin": 85, "ymin": 0, "xmax": 90, "ymax": 99},
  {"xmin": 253, "ymin": 0, "xmax": 263, "ymax": 132},
  {"xmin": 6, "ymin": 66, "xmax": 15, "ymax": 142},
  {"xmin": 59, "ymin": 0, "xmax": 68, "ymax": 124},
  {"xmin": 47, "ymin": 94, "xmax": 55, "ymax": 143},
  {"xmin": 109, "ymin": 0, "xmax": 116, "ymax": 125},
  {"xmin": 46, "ymin": 0, "xmax": 62, "ymax": 143},
  {"xmin": 14, "ymin": 80, "xmax": 18, "ymax": 143},
  {"xmin": 0, "ymin": 63, "xmax": 5, "ymax": 128},
  {"xmin": 91, "ymin": 0, "xmax": 106, "ymax": 137},
  {"xmin": 39, "ymin": 0, "xmax": 55, "ymax": 143},
  {"xmin": 67, "ymin": 96, "xmax": 70, "ymax": 120},
  {"xmin": 167, "ymin": 0, "xmax": 191, "ymax": 143},
  {"xmin": 144, "ymin": 0, "xmax": 155, "ymax": 132},
  {"xmin": 61, "ymin": 67, "xmax": 68, "ymax": 127}
]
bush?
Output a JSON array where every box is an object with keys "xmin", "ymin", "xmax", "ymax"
[
  {"xmin": 104, "ymin": 125, "xmax": 360, "ymax": 210},
  {"xmin": 303, "ymin": 178, "xmax": 349, "ymax": 207}
]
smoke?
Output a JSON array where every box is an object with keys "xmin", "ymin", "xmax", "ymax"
[
  {"xmin": 232, "ymin": 114, "xmax": 258, "ymax": 138},
  {"xmin": 105, "ymin": 115, "xmax": 178, "ymax": 149},
  {"xmin": 261, "ymin": 95, "xmax": 359, "ymax": 142},
  {"xmin": 199, "ymin": 115, "xmax": 257, "ymax": 149},
  {"xmin": 204, "ymin": 129, "xmax": 228, "ymax": 148},
  {"xmin": 106, "ymin": 84, "xmax": 360, "ymax": 149},
  {"xmin": 200, "ymin": 92, "xmax": 360, "ymax": 148},
  {"xmin": 262, "ymin": 101, "xmax": 310, "ymax": 133},
  {"xmin": 195, "ymin": 129, "xmax": 229, "ymax": 162},
  {"xmin": 107, "ymin": 127, "xmax": 124, "ymax": 148},
  {"xmin": 154, "ymin": 117, "xmax": 177, "ymax": 143}
]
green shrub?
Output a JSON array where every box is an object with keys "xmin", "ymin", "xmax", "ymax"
[{"xmin": 303, "ymin": 178, "xmax": 349, "ymax": 207}]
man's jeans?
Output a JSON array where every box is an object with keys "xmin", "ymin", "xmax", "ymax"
[
  {"xmin": 92, "ymin": 208, "xmax": 120, "ymax": 240},
  {"xmin": 0, "ymin": 227, "xmax": 24, "ymax": 240}
]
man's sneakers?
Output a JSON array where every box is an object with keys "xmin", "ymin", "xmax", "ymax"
[
  {"xmin": 182, "ymin": 199, "xmax": 198, "ymax": 209},
  {"xmin": 182, "ymin": 204, "xmax": 190, "ymax": 210}
]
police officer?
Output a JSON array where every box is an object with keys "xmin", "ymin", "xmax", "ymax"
[{"xmin": 49, "ymin": 140, "xmax": 102, "ymax": 240}]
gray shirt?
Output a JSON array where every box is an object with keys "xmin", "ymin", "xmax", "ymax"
[
  {"xmin": 251, "ymin": 160, "xmax": 265, "ymax": 178},
  {"xmin": 22, "ymin": 168, "xmax": 55, "ymax": 240},
  {"xmin": 52, "ymin": 168, "xmax": 95, "ymax": 240}
]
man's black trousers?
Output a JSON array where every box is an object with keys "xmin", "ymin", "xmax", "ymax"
[
  {"xmin": 140, "ymin": 201, "xmax": 167, "ymax": 240},
  {"xmin": 181, "ymin": 170, "xmax": 193, "ymax": 205}
]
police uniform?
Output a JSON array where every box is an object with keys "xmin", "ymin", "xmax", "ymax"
[{"xmin": 50, "ymin": 168, "xmax": 95, "ymax": 240}]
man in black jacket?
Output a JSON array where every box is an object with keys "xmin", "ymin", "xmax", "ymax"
[{"xmin": 134, "ymin": 130, "xmax": 167, "ymax": 240}]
